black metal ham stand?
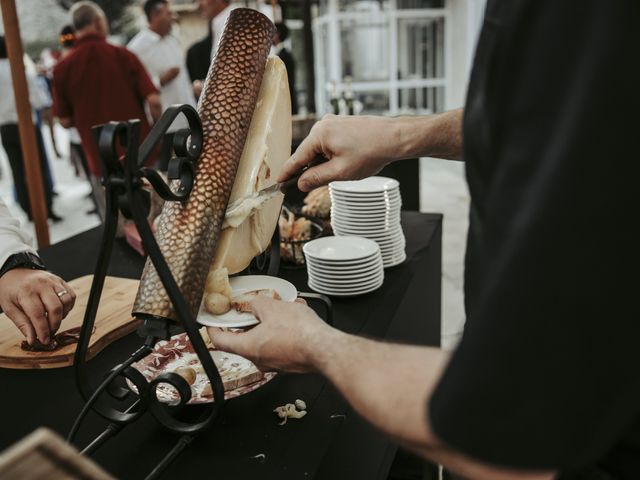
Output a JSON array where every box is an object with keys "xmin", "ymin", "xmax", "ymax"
[
  {"xmin": 65, "ymin": 105, "xmax": 331, "ymax": 480},
  {"xmin": 65, "ymin": 105, "xmax": 221, "ymax": 480}
]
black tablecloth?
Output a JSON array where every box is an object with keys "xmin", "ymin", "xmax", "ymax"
[{"xmin": 0, "ymin": 212, "xmax": 442, "ymax": 480}]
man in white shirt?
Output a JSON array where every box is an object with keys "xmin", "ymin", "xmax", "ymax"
[
  {"xmin": 128, "ymin": 0, "xmax": 196, "ymax": 170},
  {"xmin": 0, "ymin": 196, "xmax": 76, "ymax": 346},
  {"xmin": 186, "ymin": 0, "xmax": 234, "ymax": 98},
  {"xmin": 0, "ymin": 36, "xmax": 61, "ymax": 221}
]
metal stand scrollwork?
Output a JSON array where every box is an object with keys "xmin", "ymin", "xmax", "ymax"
[{"xmin": 67, "ymin": 105, "xmax": 226, "ymax": 479}]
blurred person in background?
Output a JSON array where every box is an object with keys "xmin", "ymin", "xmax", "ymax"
[
  {"xmin": 52, "ymin": 1, "xmax": 161, "ymax": 221},
  {"xmin": 35, "ymin": 52, "xmax": 62, "ymax": 160},
  {"xmin": 272, "ymin": 22, "xmax": 298, "ymax": 115},
  {"xmin": 128, "ymin": 0, "xmax": 196, "ymax": 171},
  {"xmin": 0, "ymin": 36, "xmax": 62, "ymax": 222},
  {"xmin": 186, "ymin": 0, "xmax": 233, "ymax": 98},
  {"xmin": 57, "ymin": 25, "xmax": 89, "ymax": 181},
  {"xmin": 57, "ymin": 24, "xmax": 100, "ymax": 217}
]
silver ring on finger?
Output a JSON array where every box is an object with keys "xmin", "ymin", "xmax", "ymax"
[{"xmin": 56, "ymin": 289, "xmax": 68, "ymax": 298}]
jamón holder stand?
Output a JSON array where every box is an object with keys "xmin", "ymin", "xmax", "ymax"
[{"xmin": 67, "ymin": 105, "xmax": 225, "ymax": 479}]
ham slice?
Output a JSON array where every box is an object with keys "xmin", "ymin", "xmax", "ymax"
[{"xmin": 231, "ymin": 289, "xmax": 282, "ymax": 313}]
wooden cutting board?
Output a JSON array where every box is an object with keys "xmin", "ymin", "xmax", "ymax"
[{"xmin": 0, "ymin": 275, "xmax": 141, "ymax": 370}]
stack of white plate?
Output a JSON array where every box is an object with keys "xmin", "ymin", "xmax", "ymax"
[
  {"xmin": 303, "ymin": 236, "xmax": 384, "ymax": 297},
  {"xmin": 330, "ymin": 176, "xmax": 406, "ymax": 268}
]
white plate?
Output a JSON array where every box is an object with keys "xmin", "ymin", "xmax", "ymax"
[
  {"xmin": 331, "ymin": 194, "xmax": 401, "ymax": 204},
  {"xmin": 332, "ymin": 228, "xmax": 404, "ymax": 241},
  {"xmin": 332, "ymin": 207, "xmax": 401, "ymax": 216},
  {"xmin": 331, "ymin": 220, "xmax": 402, "ymax": 232},
  {"xmin": 303, "ymin": 236, "xmax": 380, "ymax": 262},
  {"xmin": 308, "ymin": 260, "xmax": 383, "ymax": 277},
  {"xmin": 332, "ymin": 209, "xmax": 401, "ymax": 218},
  {"xmin": 305, "ymin": 258, "xmax": 383, "ymax": 273},
  {"xmin": 330, "ymin": 182, "xmax": 400, "ymax": 194},
  {"xmin": 308, "ymin": 278, "xmax": 384, "ymax": 297},
  {"xmin": 379, "ymin": 240, "xmax": 406, "ymax": 251},
  {"xmin": 381, "ymin": 250, "xmax": 406, "ymax": 261},
  {"xmin": 331, "ymin": 209, "xmax": 401, "ymax": 220},
  {"xmin": 308, "ymin": 274, "xmax": 384, "ymax": 288},
  {"xmin": 307, "ymin": 258, "xmax": 383, "ymax": 274},
  {"xmin": 338, "ymin": 238, "xmax": 403, "ymax": 252},
  {"xmin": 368, "ymin": 233, "xmax": 406, "ymax": 244},
  {"xmin": 308, "ymin": 271, "xmax": 384, "ymax": 287},
  {"xmin": 330, "ymin": 177, "xmax": 400, "ymax": 193},
  {"xmin": 331, "ymin": 229, "xmax": 402, "ymax": 239},
  {"xmin": 331, "ymin": 221, "xmax": 402, "ymax": 233},
  {"xmin": 304, "ymin": 247, "xmax": 381, "ymax": 263},
  {"xmin": 332, "ymin": 214, "xmax": 401, "ymax": 224},
  {"xmin": 379, "ymin": 244, "xmax": 406, "ymax": 255},
  {"xmin": 308, "ymin": 275, "xmax": 383, "ymax": 291},
  {"xmin": 305, "ymin": 261, "xmax": 382, "ymax": 274},
  {"xmin": 307, "ymin": 253, "xmax": 382, "ymax": 275},
  {"xmin": 329, "ymin": 185, "xmax": 400, "ymax": 198},
  {"xmin": 331, "ymin": 202, "xmax": 402, "ymax": 215},
  {"xmin": 332, "ymin": 208, "xmax": 401, "ymax": 217},
  {"xmin": 330, "ymin": 193, "xmax": 401, "ymax": 205},
  {"xmin": 197, "ymin": 275, "xmax": 297, "ymax": 328},
  {"xmin": 309, "ymin": 280, "xmax": 383, "ymax": 293},
  {"xmin": 382, "ymin": 252, "xmax": 407, "ymax": 268},
  {"xmin": 377, "ymin": 242, "xmax": 406, "ymax": 254},
  {"xmin": 331, "ymin": 199, "xmax": 402, "ymax": 209}
]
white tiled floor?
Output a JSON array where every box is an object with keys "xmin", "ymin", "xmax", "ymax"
[
  {"xmin": 0, "ymin": 126, "xmax": 470, "ymax": 350},
  {"xmin": 0, "ymin": 124, "xmax": 100, "ymax": 244}
]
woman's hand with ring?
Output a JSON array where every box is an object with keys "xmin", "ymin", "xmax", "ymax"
[{"xmin": 0, "ymin": 270, "xmax": 76, "ymax": 345}]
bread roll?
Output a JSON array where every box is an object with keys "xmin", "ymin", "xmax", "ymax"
[{"xmin": 204, "ymin": 292, "xmax": 231, "ymax": 315}]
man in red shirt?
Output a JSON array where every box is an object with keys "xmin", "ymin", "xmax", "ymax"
[{"xmin": 52, "ymin": 1, "xmax": 161, "ymax": 220}]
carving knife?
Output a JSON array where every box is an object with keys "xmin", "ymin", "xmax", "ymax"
[{"xmin": 224, "ymin": 157, "xmax": 326, "ymax": 218}]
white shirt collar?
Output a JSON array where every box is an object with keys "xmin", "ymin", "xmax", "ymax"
[
  {"xmin": 143, "ymin": 28, "xmax": 163, "ymax": 42},
  {"xmin": 210, "ymin": 5, "xmax": 234, "ymax": 36}
]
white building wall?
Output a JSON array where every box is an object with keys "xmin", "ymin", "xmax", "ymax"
[{"xmin": 446, "ymin": 0, "xmax": 486, "ymax": 110}]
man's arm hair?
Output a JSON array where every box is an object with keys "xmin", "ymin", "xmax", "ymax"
[
  {"xmin": 395, "ymin": 108, "xmax": 464, "ymax": 161},
  {"xmin": 310, "ymin": 330, "xmax": 554, "ymax": 480}
]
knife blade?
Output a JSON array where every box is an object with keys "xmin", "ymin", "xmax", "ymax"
[{"xmin": 224, "ymin": 156, "xmax": 326, "ymax": 219}]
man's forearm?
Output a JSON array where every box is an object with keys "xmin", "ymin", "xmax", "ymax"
[
  {"xmin": 395, "ymin": 108, "xmax": 464, "ymax": 161},
  {"xmin": 309, "ymin": 330, "xmax": 447, "ymax": 448},
  {"xmin": 308, "ymin": 329, "xmax": 553, "ymax": 480}
]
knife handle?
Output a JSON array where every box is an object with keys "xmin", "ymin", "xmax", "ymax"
[
  {"xmin": 279, "ymin": 155, "xmax": 327, "ymax": 192},
  {"xmin": 278, "ymin": 175, "xmax": 302, "ymax": 192}
]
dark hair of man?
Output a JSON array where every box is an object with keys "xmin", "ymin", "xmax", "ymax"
[
  {"xmin": 60, "ymin": 25, "xmax": 76, "ymax": 48},
  {"xmin": 71, "ymin": 1, "xmax": 102, "ymax": 31},
  {"xmin": 0, "ymin": 36, "xmax": 6, "ymax": 59},
  {"xmin": 144, "ymin": 0, "xmax": 168, "ymax": 22},
  {"xmin": 275, "ymin": 22, "xmax": 289, "ymax": 42}
]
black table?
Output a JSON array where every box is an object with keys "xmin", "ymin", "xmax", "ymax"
[{"xmin": 0, "ymin": 212, "xmax": 442, "ymax": 480}]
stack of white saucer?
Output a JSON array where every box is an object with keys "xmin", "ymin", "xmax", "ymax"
[
  {"xmin": 302, "ymin": 236, "xmax": 384, "ymax": 297},
  {"xmin": 330, "ymin": 177, "xmax": 406, "ymax": 268}
]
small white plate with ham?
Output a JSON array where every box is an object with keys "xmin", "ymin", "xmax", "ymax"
[{"xmin": 197, "ymin": 275, "xmax": 297, "ymax": 328}]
